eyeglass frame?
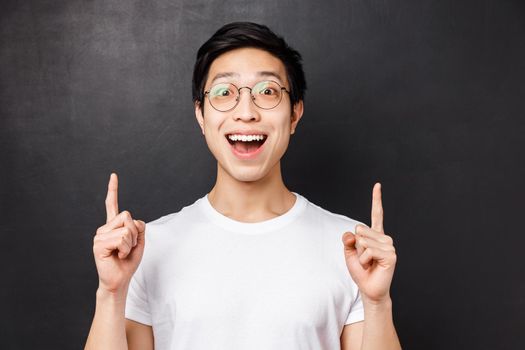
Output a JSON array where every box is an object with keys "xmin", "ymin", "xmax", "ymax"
[{"xmin": 203, "ymin": 80, "xmax": 290, "ymax": 112}]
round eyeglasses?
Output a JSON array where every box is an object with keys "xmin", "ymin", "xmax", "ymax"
[{"xmin": 204, "ymin": 80, "xmax": 290, "ymax": 112}]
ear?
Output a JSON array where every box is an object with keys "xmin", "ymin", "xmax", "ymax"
[
  {"xmin": 194, "ymin": 101, "xmax": 205, "ymax": 135},
  {"xmin": 290, "ymin": 100, "xmax": 304, "ymax": 135}
]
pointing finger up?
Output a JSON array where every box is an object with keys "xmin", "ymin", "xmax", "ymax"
[
  {"xmin": 371, "ymin": 182, "xmax": 384, "ymax": 233},
  {"xmin": 105, "ymin": 173, "xmax": 119, "ymax": 224}
]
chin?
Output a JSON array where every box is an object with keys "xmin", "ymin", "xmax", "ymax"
[
  {"xmin": 216, "ymin": 155, "xmax": 279, "ymax": 184},
  {"xmin": 230, "ymin": 170, "xmax": 267, "ymax": 183}
]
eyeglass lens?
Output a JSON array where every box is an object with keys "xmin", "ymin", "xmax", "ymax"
[{"xmin": 207, "ymin": 81, "xmax": 283, "ymax": 111}]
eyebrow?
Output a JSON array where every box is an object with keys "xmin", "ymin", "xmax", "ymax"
[
  {"xmin": 210, "ymin": 71, "xmax": 285, "ymax": 85},
  {"xmin": 257, "ymin": 71, "xmax": 285, "ymax": 84},
  {"xmin": 210, "ymin": 72, "xmax": 239, "ymax": 85}
]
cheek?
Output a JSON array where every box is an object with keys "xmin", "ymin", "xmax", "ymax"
[
  {"xmin": 268, "ymin": 112, "xmax": 293, "ymax": 147},
  {"xmin": 202, "ymin": 111, "xmax": 224, "ymax": 133},
  {"xmin": 269, "ymin": 126, "xmax": 292, "ymax": 155},
  {"xmin": 202, "ymin": 119, "xmax": 228, "ymax": 153},
  {"xmin": 277, "ymin": 116, "xmax": 293, "ymax": 136}
]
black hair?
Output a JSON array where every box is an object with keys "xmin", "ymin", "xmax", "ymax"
[{"xmin": 192, "ymin": 22, "xmax": 306, "ymax": 110}]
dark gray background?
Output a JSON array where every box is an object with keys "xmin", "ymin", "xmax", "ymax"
[{"xmin": 1, "ymin": 0, "xmax": 524, "ymax": 349}]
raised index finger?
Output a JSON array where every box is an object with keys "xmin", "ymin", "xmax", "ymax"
[
  {"xmin": 105, "ymin": 173, "xmax": 119, "ymax": 224},
  {"xmin": 371, "ymin": 182, "xmax": 384, "ymax": 233}
]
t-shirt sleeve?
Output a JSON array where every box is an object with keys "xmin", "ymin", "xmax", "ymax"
[
  {"xmin": 345, "ymin": 288, "xmax": 365, "ymax": 325},
  {"xmin": 125, "ymin": 260, "xmax": 152, "ymax": 326}
]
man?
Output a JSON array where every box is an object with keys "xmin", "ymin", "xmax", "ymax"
[{"xmin": 85, "ymin": 22, "xmax": 401, "ymax": 349}]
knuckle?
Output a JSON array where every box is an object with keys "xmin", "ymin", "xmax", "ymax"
[
  {"xmin": 121, "ymin": 210, "xmax": 132, "ymax": 220},
  {"xmin": 95, "ymin": 234, "xmax": 108, "ymax": 245},
  {"xmin": 359, "ymin": 253, "xmax": 369, "ymax": 264},
  {"xmin": 384, "ymin": 246, "xmax": 395, "ymax": 254},
  {"xmin": 129, "ymin": 223, "xmax": 138, "ymax": 234},
  {"xmin": 359, "ymin": 223, "xmax": 368, "ymax": 231},
  {"xmin": 119, "ymin": 236, "xmax": 128, "ymax": 247},
  {"xmin": 381, "ymin": 235, "xmax": 393, "ymax": 245}
]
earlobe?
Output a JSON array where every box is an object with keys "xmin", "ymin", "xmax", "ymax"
[
  {"xmin": 194, "ymin": 101, "xmax": 205, "ymax": 135},
  {"xmin": 290, "ymin": 101, "xmax": 304, "ymax": 135}
]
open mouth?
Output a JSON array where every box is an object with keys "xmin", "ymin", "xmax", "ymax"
[{"xmin": 226, "ymin": 134, "xmax": 268, "ymax": 154}]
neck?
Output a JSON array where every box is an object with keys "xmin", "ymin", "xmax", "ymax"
[{"xmin": 207, "ymin": 161, "xmax": 296, "ymax": 223}]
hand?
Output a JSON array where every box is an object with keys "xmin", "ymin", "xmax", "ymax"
[
  {"xmin": 92, "ymin": 173, "xmax": 146, "ymax": 294},
  {"xmin": 342, "ymin": 183, "xmax": 397, "ymax": 304}
]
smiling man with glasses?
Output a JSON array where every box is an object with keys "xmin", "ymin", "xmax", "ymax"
[{"xmin": 85, "ymin": 22, "xmax": 401, "ymax": 350}]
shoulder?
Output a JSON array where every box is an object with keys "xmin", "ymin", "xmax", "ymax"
[
  {"xmin": 143, "ymin": 195, "xmax": 206, "ymax": 237},
  {"xmin": 298, "ymin": 193, "xmax": 365, "ymax": 232}
]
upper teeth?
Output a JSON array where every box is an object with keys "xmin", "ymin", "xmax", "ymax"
[{"xmin": 228, "ymin": 134, "xmax": 266, "ymax": 142}]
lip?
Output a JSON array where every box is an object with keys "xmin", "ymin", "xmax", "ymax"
[
  {"xmin": 225, "ymin": 133, "xmax": 267, "ymax": 160},
  {"xmin": 225, "ymin": 130, "xmax": 268, "ymax": 136}
]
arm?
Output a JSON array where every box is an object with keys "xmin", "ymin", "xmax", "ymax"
[
  {"xmin": 85, "ymin": 289, "xmax": 128, "ymax": 349},
  {"xmin": 84, "ymin": 288, "xmax": 154, "ymax": 350},
  {"xmin": 341, "ymin": 183, "xmax": 401, "ymax": 350},
  {"xmin": 84, "ymin": 173, "xmax": 151, "ymax": 349},
  {"xmin": 126, "ymin": 319, "xmax": 154, "ymax": 350},
  {"xmin": 340, "ymin": 299, "xmax": 401, "ymax": 350}
]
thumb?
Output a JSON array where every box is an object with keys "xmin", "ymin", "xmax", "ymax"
[
  {"xmin": 134, "ymin": 219, "xmax": 146, "ymax": 232},
  {"xmin": 133, "ymin": 220, "xmax": 146, "ymax": 243},
  {"xmin": 127, "ymin": 220, "xmax": 146, "ymax": 263},
  {"xmin": 342, "ymin": 231, "xmax": 367, "ymax": 281},
  {"xmin": 342, "ymin": 231, "xmax": 357, "ymax": 255}
]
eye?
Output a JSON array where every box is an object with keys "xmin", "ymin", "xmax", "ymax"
[
  {"xmin": 254, "ymin": 81, "xmax": 279, "ymax": 96},
  {"xmin": 215, "ymin": 88, "xmax": 230, "ymax": 97},
  {"xmin": 261, "ymin": 88, "xmax": 276, "ymax": 95},
  {"xmin": 210, "ymin": 84, "xmax": 234, "ymax": 98}
]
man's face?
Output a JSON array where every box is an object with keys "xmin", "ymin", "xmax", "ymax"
[{"xmin": 195, "ymin": 47, "xmax": 303, "ymax": 183}]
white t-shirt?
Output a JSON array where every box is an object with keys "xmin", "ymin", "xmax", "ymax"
[{"xmin": 125, "ymin": 192, "xmax": 365, "ymax": 350}]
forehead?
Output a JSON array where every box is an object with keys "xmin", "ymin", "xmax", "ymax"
[{"xmin": 206, "ymin": 47, "xmax": 288, "ymax": 86}]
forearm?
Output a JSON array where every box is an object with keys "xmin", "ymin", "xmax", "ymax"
[
  {"xmin": 84, "ymin": 288, "xmax": 129, "ymax": 350},
  {"xmin": 360, "ymin": 297, "xmax": 401, "ymax": 350}
]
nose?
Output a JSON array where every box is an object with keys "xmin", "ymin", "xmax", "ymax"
[{"xmin": 233, "ymin": 87, "xmax": 260, "ymax": 122}]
